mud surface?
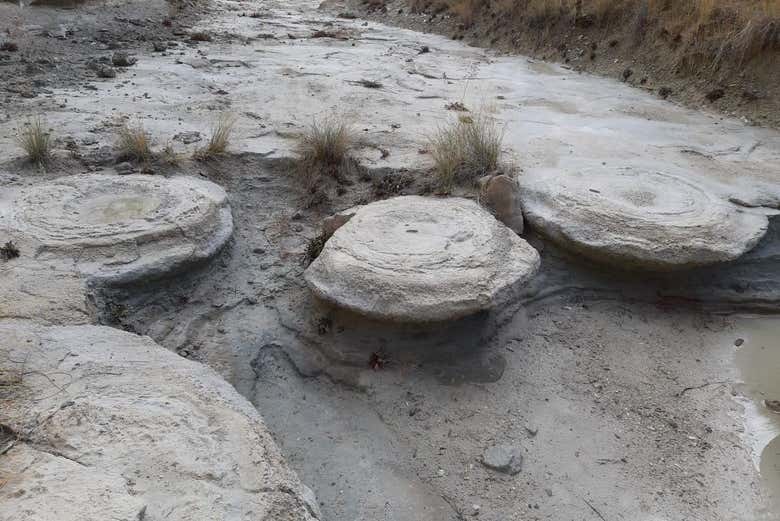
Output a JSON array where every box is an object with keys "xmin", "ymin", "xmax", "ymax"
[{"xmin": 2, "ymin": 0, "xmax": 780, "ymax": 520}]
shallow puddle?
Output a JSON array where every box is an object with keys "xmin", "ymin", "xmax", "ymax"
[{"xmin": 732, "ymin": 316, "xmax": 780, "ymax": 509}]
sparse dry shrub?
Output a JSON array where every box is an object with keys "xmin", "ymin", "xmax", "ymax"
[
  {"xmin": 294, "ymin": 117, "xmax": 358, "ymax": 201},
  {"xmin": 428, "ymin": 112, "xmax": 504, "ymax": 189},
  {"xmin": 16, "ymin": 118, "xmax": 51, "ymax": 168},
  {"xmin": 194, "ymin": 113, "xmax": 236, "ymax": 161},
  {"xmin": 116, "ymin": 122, "xmax": 152, "ymax": 163}
]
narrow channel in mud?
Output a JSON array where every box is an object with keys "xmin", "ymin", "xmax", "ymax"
[{"xmin": 732, "ymin": 317, "xmax": 780, "ymax": 510}]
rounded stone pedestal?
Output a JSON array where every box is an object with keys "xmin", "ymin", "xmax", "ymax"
[
  {"xmin": 304, "ymin": 196, "xmax": 540, "ymax": 322},
  {"xmin": 0, "ymin": 174, "xmax": 233, "ymax": 283},
  {"xmin": 518, "ymin": 167, "xmax": 768, "ymax": 270}
]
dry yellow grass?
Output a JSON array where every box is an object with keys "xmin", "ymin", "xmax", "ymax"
[
  {"xmin": 293, "ymin": 117, "xmax": 358, "ymax": 206},
  {"xmin": 436, "ymin": 0, "xmax": 780, "ymax": 30},
  {"xmin": 194, "ymin": 113, "xmax": 236, "ymax": 161},
  {"xmin": 429, "ymin": 112, "xmax": 504, "ymax": 189},
  {"xmin": 16, "ymin": 118, "xmax": 51, "ymax": 168},
  {"xmin": 116, "ymin": 122, "xmax": 152, "ymax": 163}
]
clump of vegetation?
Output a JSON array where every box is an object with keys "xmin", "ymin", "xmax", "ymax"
[
  {"xmin": 16, "ymin": 118, "xmax": 52, "ymax": 168},
  {"xmin": 194, "ymin": 113, "xmax": 236, "ymax": 161},
  {"xmin": 294, "ymin": 117, "xmax": 358, "ymax": 201},
  {"xmin": 161, "ymin": 143, "xmax": 182, "ymax": 165},
  {"xmin": 373, "ymin": 172, "xmax": 415, "ymax": 199},
  {"xmin": 428, "ymin": 113, "xmax": 504, "ymax": 189},
  {"xmin": 116, "ymin": 122, "xmax": 152, "ymax": 163},
  {"xmin": 0, "ymin": 241, "xmax": 20, "ymax": 261},
  {"xmin": 303, "ymin": 232, "xmax": 328, "ymax": 266}
]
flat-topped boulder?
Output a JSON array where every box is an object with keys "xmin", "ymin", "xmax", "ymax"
[
  {"xmin": 304, "ymin": 196, "xmax": 540, "ymax": 322},
  {"xmin": 0, "ymin": 174, "xmax": 233, "ymax": 284},
  {"xmin": 518, "ymin": 167, "xmax": 769, "ymax": 270},
  {"xmin": 0, "ymin": 321, "xmax": 319, "ymax": 521}
]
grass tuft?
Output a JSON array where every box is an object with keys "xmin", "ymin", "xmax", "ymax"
[
  {"xmin": 294, "ymin": 117, "xmax": 358, "ymax": 201},
  {"xmin": 0, "ymin": 241, "xmax": 20, "ymax": 261},
  {"xmin": 16, "ymin": 118, "xmax": 52, "ymax": 168},
  {"xmin": 303, "ymin": 232, "xmax": 328, "ymax": 266},
  {"xmin": 116, "ymin": 122, "xmax": 152, "ymax": 163},
  {"xmin": 428, "ymin": 112, "xmax": 504, "ymax": 189},
  {"xmin": 194, "ymin": 113, "xmax": 236, "ymax": 161}
]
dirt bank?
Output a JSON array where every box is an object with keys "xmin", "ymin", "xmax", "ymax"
[{"xmin": 348, "ymin": 0, "xmax": 780, "ymax": 129}]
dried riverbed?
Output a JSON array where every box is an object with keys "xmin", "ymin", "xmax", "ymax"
[{"xmin": 1, "ymin": 0, "xmax": 779, "ymax": 519}]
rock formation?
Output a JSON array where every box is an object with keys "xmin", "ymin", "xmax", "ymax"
[
  {"xmin": 305, "ymin": 196, "xmax": 541, "ymax": 322},
  {"xmin": 518, "ymin": 167, "xmax": 769, "ymax": 270}
]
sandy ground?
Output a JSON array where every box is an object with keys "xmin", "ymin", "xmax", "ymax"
[{"xmin": 1, "ymin": 0, "xmax": 779, "ymax": 520}]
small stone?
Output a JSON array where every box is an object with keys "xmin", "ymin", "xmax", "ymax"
[
  {"xmin": 112, "ymin": 52, "xmax": 137, "ymax": 67},
  {"xmin": 479, "ymin": 174, "xmax": 524, "ymax": 235},
  {"xmin": 734, "ymin": 338, "xmax": 744, "ymax": 347},
  {"xmin": 115, "ymin": 162, "xmax": 135, "ymax": 175},
  {"xmin": 96, "ymin": 64, "xmax": 117, "ymax": 78},
  {"xmin": 481, "ymin": 443, "xmax": 523, "ymax": 475},
  {"xmin": 173, "ymin": 131, "xmax": 202, "ymax": 144},
  {"xmin": 321, "ymin": 207, "xmax": 359, "ymax": 239}
]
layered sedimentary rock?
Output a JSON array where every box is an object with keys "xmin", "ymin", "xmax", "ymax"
[
  {"xmin": 305, "ymin": 196, "xmax": 540, "ymax": 322},
  {"xmin": 518, "ymin": 167, "xmax": 769, "ymax": 270},
  {"xmin": 0, "ymin": 174, "xmax": 233, "ymax": 283}
]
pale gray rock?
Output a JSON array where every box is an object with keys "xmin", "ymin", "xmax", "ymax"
[
  {"xmin": 0, "ymin": 444, "xmax": 147, "ymax": 521},
  {"xmin": 481, "ymin": 443, "xmax": 524, "ymax": 475},
  {"xmin": 0, "ymin": 262, "xmax": 91, "ymax": 324},
  {"xmin": 0, "ymin": 174, "xmax": 233, "ymax": 284},
  {"xmin": 0, "ymin": 321, "xmax": 318, "ymax": 521},
  {"xmin": 321, "ymin": 206, "xmax": 359, "ymax": 239},
  {"xmin": 304, "ymin": 196, "xmax": 540, "ymax": 322},
  {"xmin": 480, "ymin": 174, "xmax": 525, "ymax": 235},
  {"xmin": 518, "ymin": 167, "xmax": 769, "ymax": 270}
]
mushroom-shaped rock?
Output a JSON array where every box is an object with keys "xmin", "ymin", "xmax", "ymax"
[
  {"xmin": 304, "ymin": 196, "xmax": 540, "ymax": 322},
  {"xmin": 0, "ymin": 321, "xmax": 318, "ymax": 521},
  {"xmin": 0, "ymin": 174, "xmax": 233, "ymax": 283},
  {"xmin": 518, "ymin": 167, "xmax": 769, "ymax": 270}
]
